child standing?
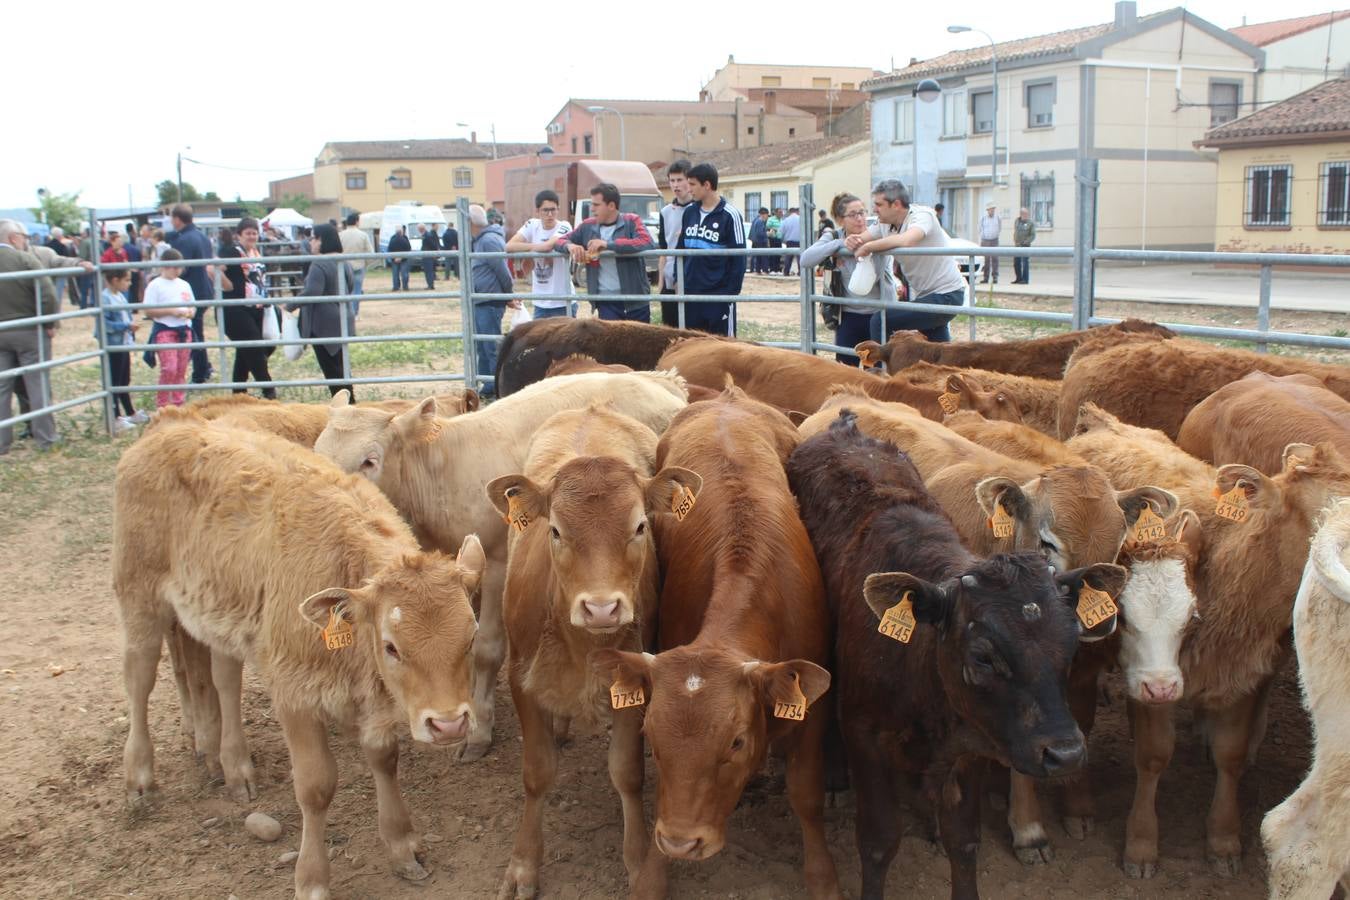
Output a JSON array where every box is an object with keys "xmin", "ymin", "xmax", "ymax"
[
  {"xmin": 100, "ymin": 270, "xmax": 144, "ymax": 432},
  {"xmin": 141, "ymin": 248, "xmax": 196, "ymax": 408}
]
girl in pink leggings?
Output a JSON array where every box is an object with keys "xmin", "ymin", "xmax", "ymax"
[{"xmin": 141, "ymin": 249, "xmax": 196, "ymax": 407}]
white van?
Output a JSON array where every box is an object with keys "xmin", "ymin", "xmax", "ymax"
[{"xmin": 377, "ymin": 203, "xmax": 449, "ymax": 253}]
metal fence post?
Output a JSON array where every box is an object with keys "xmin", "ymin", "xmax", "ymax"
[
  {"xmin": 1072, "ymin": 157, "xmax": 1099, "ymax": 331},
  {"xmin": 214, "ymin": 264, "xmax": 227, "ymax": 389},
  {"xmin": 1256, "ymin": 264, "xmax": 1272, "ymax": 353},
  {"xmin": 798, "ymin": 184, "xmax": 815, "ymax": 354},
  {"xmin": 337, "ymin": 262, "xmax": 352, "ymax": 382},
  {"xmin": 90, "ymin": 208, "xmax": 115, "ymax": 434},
  {"xmin": 968, "ymin": 255, "xmax": 978, "ymax": 341},
  {"xmin": 456, "ymin": 199, "xmax": 477, "ymax": 393}
]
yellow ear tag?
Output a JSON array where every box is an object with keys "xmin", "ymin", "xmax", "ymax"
[
  {"xmin": 988, "ymin": 503, "xmax": 1015, "ymax": 539},
  {"xmin": 322, "ymin": 607, "xmax": 353, "ymax": 652},
  {"xmin": 505, "ymin": 491, "xmax": 531, "ymax": 533},
  {"xmin": 1132, "ymin": 505, "xmax": 1167, "ymax": 543},
  {"xmin": 1076, "ymin": 585, "xmax": 1119, "ymax": 630},
  {"xmin": 773, "ymin": 674, "xmax": 808, "ymax": 721},
  {"xmin": 857, "ymin": 347, "xmax": 873, "ymax": 368},
  {"xmin": 938, "ymin": 391, "xmax": 961, "ymax": 415},
  {"xmin": 609, "ymin": 680, "xmax": 645, "ymax": 710},
  {"xmin": 1214, "ymin": 486, "xmax": 1249, "ymax": 523},
  {"xmin": 877, "ymin": 591, "xmax": 917, "ymax": 644},
  {"xmin": 672, "ymin": 484, "xmax": 696, "ymax": 521}
]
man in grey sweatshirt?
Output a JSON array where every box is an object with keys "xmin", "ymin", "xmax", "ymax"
[{"xmin": 469, "ymin": 205, "xmax": 513, "ymax": 399}]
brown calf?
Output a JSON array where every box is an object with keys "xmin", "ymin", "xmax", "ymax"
[
  {"xmin": 594, "ymin": 389, "xmax": 839, "ymax": 899},
  {"xmin": 115, "ymin": 415, "xmax": 484, "ymax": 898},
  {"xmin": 1178, "ymin": 371, "xmax": 1350, "ymax": 475},
  {"xmin": 789, "ymin": 412, "xmax": 1126, "ymax": 900},
  {"xmin": 1067, "ymin": 406, "xmax": 1350, "ymax": 878},
  {"xmin": 485, "ymin": 405, "xmax": 698, "ymax": 898},
  {"xmin": 1059, "ymin": 338, "xmax": 1350, "ymax": 440},
  {"xmin": 886, "ymin": 361, "xmax": 1061, "ymax": 436}
]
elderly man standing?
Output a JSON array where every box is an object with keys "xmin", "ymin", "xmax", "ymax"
[
  {"xmin": 1012, "ymin": 207, "xmax": 1036, "ymax": 284},
  {"xmin": 978, "ymin": 202, "xmax": 1001, "ymax": 284},
  {"xmin": 468, "ymin": 204, "xmax": 512, "ymax": 400},
  {"xmin": 0, "ymin": 219, "xmax": 60, "ymax": 453},
  {"xmin": 339, "ymin": 213, "xmax": 373, "ymax": 316}
]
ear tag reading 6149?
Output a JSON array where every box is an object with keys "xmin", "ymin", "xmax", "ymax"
[
  {"xmin": 773, "ymin": 674, "xmax": 808, "ymax": 721},
  {"xmin": 877, "ymin": 591, "xmax": 917, "ymax": 644},
  {"xmin": 1214, "ymin": 486, "xmax": 1249, "ymax": 524},
  {"xmin": 505, "ymin": 492, "xmax": 530, "ymax": 533},
  {"xmin": 938, "ymin": 391, "xmax": 961, "ymax": 415},
  {"xmin": 988, "ymin": 503, "xmax": 1015, "ymax": 539},
  {"xmin": 609, "ymin": 680, "xmax": 645, "ymax": 710},
  {"xmin": 672, "ymin": 484, "xmax": 696, "ymax": 522},
  {"xmin": 1076, "ymin": 585, "xmax": 1119, "ymax": 630},
  {"xmin": 1132, "ymin": 505, "xmax": 1167, "ymax": 543},
  {"xmin": 322, "ymin": 607, "xmax": 353, "ymax": 652}
]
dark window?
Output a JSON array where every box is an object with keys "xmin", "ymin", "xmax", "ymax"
[
  {"xmin": 1020, "ymin": 175, "xmax": 1054, "ymax": 228},
  {"xmin": 1244, "ymin": 164, "xmax": 1292, "ymax": 227},
  {"xmin": 699, "ymin": 125, "xmax": 707, "ymax": 135},
  {"xmin": 744, "ymin": 192, "xmax": 761, "ymax": 216},
  {"xmin": 789, "ymin": 127, "xmax": 796, "ymax": 137},
  {"xmin": 571, "ymin": 136, "xmax": 577, "ymax": 153},
  {"xmin": 748, "ymin": 126, "xmax": 755, "ymax": 135},
  {"xmin": 1319, "ymin": 161, "xmax": 1350, "ymax": 226},
  {"xmin": 344, "ymin": 170, "xmax": 366, "ymax": 190},
  {"xmin": 389, "ymin": 169, "xmax": 411, "ymax": 190},
  {"xmin": 1210, "ymin": 81, "xmax": 1241, "ymax": 127},
  {"xmin": 1026, "ymin": 82, "xmax": 1054, "ymax": 128},
  {"xmin": 583, "ymin": 134, "xmax": 593, "ymax": 154},
  {"xmin": 972, "ymin": 90, "xmax": 994, "ymax": 134}
]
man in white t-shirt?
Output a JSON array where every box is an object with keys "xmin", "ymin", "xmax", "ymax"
[
  {"xmin": 506, "ymin": 189, "xmax": 575, "ymax": 318},
  {"xmin": 853, "ymin": 179, "xmax": 967, "ymax": 343}
]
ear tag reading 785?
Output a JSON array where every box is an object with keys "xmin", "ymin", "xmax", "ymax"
[{"xmin": 877, "ymin": 591, "xmax": 917, "ymax": 644}]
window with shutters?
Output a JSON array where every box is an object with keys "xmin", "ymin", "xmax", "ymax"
[
  {"xmin": 344, "ymin": 170, "xmax": 367, "ymax": 190},
  {"xmin": 1244, "ymin": 164, "xmax": 1292, "ymax": 227},
  {"xmin": 584, "ymin": 134, "xmax": 593, "ymax": 154},
  {"xmin": 1210, "ymin": 81, "xmax": 1241, "ymax": 127},
  {"xmin": 812, "ymin": 77, "xmax": 831, "ymax": 88},
  {"xmin": 1319, "ymin": 161, "xmax": 1350, "ymax": 227},
  {"xmin": 761, "ymin": 76, "xmax": 781, "ymax": 87},
  {"xmin": 453, "ymin": 167, "xmax": 473, "ymax": 188},
  {"xmin": 1020, "ymin": 175, "xmax": 1054, "ymax": 228},
  {"xmin": 744, "ymin": 192, "xmax": 761, "ymax": 215},
  {"xmin": 1026, "ymin": 81, "xmax": 1054, "ymax": 128},
  {"xmin": 892, "ymin": 97, "xmax": 914, "ymax": 143},
  {"xmin": 389, "ymin": 169, "xmax": 411, "ymax": 190},
  {"xmin": 971, "ymin": 90, "xmax": 994, "ymax": 134},
  {"xmin": 770, "ymin": 191, "xmax": 789, "ymax": 213},
  {"xmin": 942, "ymin": 91, "xmax": 967, "ymax": 137}
]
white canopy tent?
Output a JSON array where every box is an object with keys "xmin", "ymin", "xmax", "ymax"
[{"xmin": 262, "ymin": 207, "xmax": 313, "ymax": 228}]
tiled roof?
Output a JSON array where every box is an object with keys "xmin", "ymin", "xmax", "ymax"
[
  {"xmin": 565, "ymin": 98, "xmax": 814, "ymax": 118},
  {"xmin": 1229, "ymin": 10, "xmax": 1350, "ymax": 46},
  {"xmin": 322, "ymin": 139, "xmax": 548, "ymax": 161},
  {"xmin": 651, "ymin": 135, "xmax": 865, "ymax": 180},
  {"xmin": 863, "ymin": 22, "xmax": 1115, "ymax": 87},
  {"xmin": 1202, "ymin": 77, "xmax": 1350, "ymax": 145},
  {"xmin": 488, "ymin": 142, "xmax": 550, "ymax": 158}
]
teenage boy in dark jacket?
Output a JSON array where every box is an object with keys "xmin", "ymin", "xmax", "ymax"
[
  {"xmin": 677, "ymin": 163, "xmax": 745, "ymax": 335},
  {"xmin": 558, "ymin": 182, "xmax": 654, "ymax": 321}
]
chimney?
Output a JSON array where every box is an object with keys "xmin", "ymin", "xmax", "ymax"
[
  {"xmin": 764, "ymin": 89, "xmax": 778, "ymax": 115},
  {"xmin": 470, "ymin": 131, "xmax": 478, "ymax": 144},
  {"xmin": 1115, "ymin": 1, "xmax": 1137, "ymax": 27}
]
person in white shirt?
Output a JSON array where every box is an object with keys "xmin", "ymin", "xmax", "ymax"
[
  {"xmin": 506, "ymin": 190, "xmax": 575, "ymax": 318},
  {"xmin": 853, "ymin": 179, "xmax": 967, "ymax": 343},
  {"xmin": 657, "ymin": 159, "xmax": 694, "ymax": 326},
  {"xmin": 979, "ymin": 202, "xmax": 1002, "ymax": 283},
  {"xmin": 141, "ymin": 248, "xmax": 198, "ymax": 407}
]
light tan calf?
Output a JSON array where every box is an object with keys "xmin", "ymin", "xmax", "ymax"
[
  {"xmin": 1067, "ymin": 405, "xmax": 1350, "ymax": 878},
  {"xmin": 115, "ymin": 414, "xmax": 484, "ymax": 899},
  {"xmin": 1262, "ymin": 498, "xmax": 1350, "ymax": 900},
  {"xmin": 313, "ymin": 370, "xmax": 687, "ymax": 761},
  {"xmin": 188, "ymin": 390, "xmax": 479, "ymax": 447},
  {"xmin": 886, "ymin": 360, "xmax": 1062, "ymax": 436}
]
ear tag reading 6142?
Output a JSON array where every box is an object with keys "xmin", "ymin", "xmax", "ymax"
[
  {"xmin": 672, "ymin": 484, "xmax": 696, "ymax": 522},
  {"xmin": 322, "ymin": 607, "xmax": 353, "ymax": 652},
  {"xmin": 1076, "ymin": 585, "xmax": 1119, "ymax": 630},
  {"xmin": 877, "ymin": 591, "xmax": 917, "ymax": 644},
  {"xmin": 609, "ymin": 680, "xmax": 645, "ymax": 710},
  {"xmin": 988, "ymin": 503, "xmax": 1015, "ymax": 539},
  {"xmin": 505, "ymin": 492, "xmax": 530, "ymax": 533},
  {"xmin": 1214, "ymin": 486, "xmax": 1249, "ymax": 524},
  {"xmin": 1132, "ymin": 505, "xmax": 1167, "ymax": 543},
  {"xmin": 938, "ymin": 391, "xmax": 961, "ymax": 415},
  {"xmin": 773, "ymin": 674, "xmax": 808, "ymax": 721}
]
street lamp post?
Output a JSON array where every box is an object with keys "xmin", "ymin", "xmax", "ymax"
[
  {"xmin": 176, "ymin": 146, "xmax": 192, "ymax": 203},
  {"xmin": 456, "ymin": 121, "xmax": 499, "ymax": 158},
  {"xmin": 948, "ymin": 25, "xmax": 999, "ymax": 188},
  {"xmin": 586, "ymin": 105, "xmax": 627, "ymax": 160},
  {"xmin": 36, "ymin": 188, "xmax": 48, "ymax": 224},
  {"xmin": 912, "ymin": 79, "xmax": 943, "ymax": 207}
]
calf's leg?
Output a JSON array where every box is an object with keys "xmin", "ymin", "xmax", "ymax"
[
  {"xmin": 609, "ymin": 708, "xmax": 648, "ymax": 887},
  {"xmin": 785, "ymin": 706, "xmax": 843, "ymax": 899},
  {"xmin": 498, "ymin": 681, "xmax": 556, "ymax": 899},
  {"xmin": 1123, "ymin": 699, "xmax": 1175, "ymax": 878},
  {"xmin": 363, "ymin": 728, "xmax": 427, "ymax": 881},
  {"xmin": 1007, "ymin": 773, "xmax": 1052, "ymax": 864},
  {"xmin": 166, "ymin": 620, "xmax": 197, "ymax": 750},
  {"xmin": 122, "ymin": 608, "xmax": 165, "ymax": 805},
  {"xmin": 1206, "ymin": 691, "xmax": 1263, "ymax": 876},
  {"xmin": 845, "ymin": 726, "xmax": 904, "ymax": 900},
  {"xmin": 1262, "ymin": 763, "xmax": 1350, "ymax": 900},
  {"xmin": 939, "ymin": 757, "xmax": 986, "ymax": 900},
  {"xmin": 278, "ymin": 707, "xmax": 338, "ymax": 900},
  {"xmin": 211, "ymin": 653, "xmax": 256, "ymax": 803},
  {"xmin": 174, "ymin": 626, "xmax": 223, "ymax": 778},
  {"xmin": 1062, "ymin": 659, "xmax": 1104, "ymax": 838},
  {"xmin": 463, "ymin": 556, "xmax": 507, "ymax": 763}
]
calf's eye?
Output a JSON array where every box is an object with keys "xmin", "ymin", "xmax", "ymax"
[
  {"xmin": 550, "ymin": 526, "xmax": 561, "ymax": 541},
  {"xmin": 384, "ymin": 642, "xmax": 401, "ymax": 661},
  {"xmin": 730, "ymin": 735, "xmax": 747, "ymax": 753}
]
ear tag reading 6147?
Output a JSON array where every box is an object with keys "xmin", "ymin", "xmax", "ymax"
[
  {"xmin": 938, "ymin": 391, "xmax": 961, "ymax": 415},
  {"xmin": 1076, "ymin": 585, "xmax": 1119, "ymax": 630},
  {"xmin": 877, "ymin": 591, "xmax": 917, "ymax": 644},
  {"xmin": 505, "ymin": 492, "xmax": 530, "ymax": 533},
  {"xmin": 322, "ymin": 607, "xmax": 353, "ymax": 652},
  {"xmin": 988, "ymin": 503, "xmax": 1015, "ymax": 539},
  {"xmin": 773, "ymin": 674, "xmax": 808, "ymax": 721},
  {"xmin": 1132, "ymin": 505, "xmax": 1167, "ymax": 543},
  {"xmin": 672, "ymin": 484, "xmax": 696, "ymax": 522},
  {"xmin": 609, "ymin": 680, "xmax": 645, "ymax": 710},
  {"xmin": 1214, "ymin": 486, "xmax": 1249, "ymax": 524}
]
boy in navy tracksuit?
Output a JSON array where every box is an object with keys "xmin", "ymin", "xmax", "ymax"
[{"xmin": 678, "ymin": 162, "xmax": 746, "ymax": 335}]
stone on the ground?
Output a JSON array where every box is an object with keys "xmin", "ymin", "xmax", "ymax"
[{"xmin": 244, "ymin": 811, "xmax": 282, "ymax": 842}]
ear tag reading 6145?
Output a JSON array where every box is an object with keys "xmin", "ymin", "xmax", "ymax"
[
  {"xmin": 1214, "ymin": 486, "xmax": 1250, "ymax": 524},
  {"xmin": 877, "ymin": 591, "xmax": 917, "ymax": 644},
  {"xmin": 938, "ymin": 391, "xmax": 961, "ymax": 415},
  {"xmin": 1076, "ymin": 585, "xmax": 1119, "ymax": 630},
  {"xmin": 609, "ymin": 680, "xmax": 645, "ymax": 710},
  {"xmin": 988, "ymin": 503, "xmax": 1015, "ymax": 539},
  {"xmin": 322, "ymin": 607, "xmax": 353, "ymax": 652},
  {"xmin": 505, "ymin": 492, "xmax": 530, "ymax": 533},
  {"xmin": 672, "ymin": 484, "xmax": 696, "ymax": 522},
  {"xmin": 773, "ymin": 674, "xmax": 809, "ymax": 721},
  {"xmin": 1132, "ymin": 505, "xmax": 1167, "ymax": 543}
]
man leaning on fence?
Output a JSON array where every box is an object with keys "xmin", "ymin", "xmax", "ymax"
[
  {"xmin": 560, "ymin": 182, "xmax": 654, "ymax": 323},
  {"xmin": 469, "ymin": 204, "xmax": 513, "ymax": 401},
  {"xmin": 0, "ymin": 219, "xmax": 61, "ymax": 454}
]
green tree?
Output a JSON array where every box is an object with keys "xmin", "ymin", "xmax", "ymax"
[
  {"xmin": 281, "ymin": 193, "xmax": 312, "ymax": 216},
  {"xmin": 30, "ymin": 190, "xmax": 84, "ymax": 234},
  {"xmin": 235, "ymin": 196, "xmax": 267, "ymax": 220},
  {"xmin": 156, "ymin": 179, "xmax": 203, "ymax": 206}
]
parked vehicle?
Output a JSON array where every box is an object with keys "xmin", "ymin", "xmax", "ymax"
[{"xmin": 376, "ymin": 203, "xmax": 449, "ymax": 253}]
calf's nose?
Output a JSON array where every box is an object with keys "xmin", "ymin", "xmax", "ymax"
[
  {"xmin": 1140, "ymin": 677, "xmax": 1181, "ymax": 704},
  {"xmin": 580, "ymin": 596, "xmax": 624, "ymax": 628},
  {"xmin": 427, "ymin": 712, "xmax": 469, "ymax": 741},
  {"xmin": 1040, "ymin": 737, "xmax": 1086, "ymax": 776}
]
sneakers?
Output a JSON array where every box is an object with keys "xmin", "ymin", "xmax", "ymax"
[
  {"xmin": 113, "ymin": 416, "xmax": 137, "ymax": 435},
  {"xmin": 129, "ymin": 410, "xmax": 150, "ymax": 424}
]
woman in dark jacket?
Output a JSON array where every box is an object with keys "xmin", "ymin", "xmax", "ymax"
[
  {"xmin": 220, "ymin": 217, "xmax": 276, "ymax": 397},
  {"xmin": 289, "ymin": 224, "xmax": 356, "ymax": 398}
]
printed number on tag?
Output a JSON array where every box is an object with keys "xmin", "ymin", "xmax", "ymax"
[
  {"xmin": 877, "ymin": 593, "xmax": 917, "ymax": 644},
  {"xmin": 938, "ymin": 391, "xmax": 961, "ymax": 415},
  {"xmin": 1076, "ymin": 585, "xmax": 1119, "ymax": 630},
  {"xmin": 505, "ymin": 492, "xmax": 531, "ymax": 532},
  {"xmin": 1132, "ymin": 505, "xmax": 1167, "ymax": 543},
  {"xmin": 672, "ymin": 485, "xmax": 696, "ymax": 521},
  {"xmin": 773, "ymin": 675, "xmax": 809, "ymax": 721},
  {"xmin": 1214, "ymin": 486, "xmax": 1249, "ymax": 523},
  {"xmin": 610, "ymin": 681, "xmax": 645, "ymax": 710},
  {"xmin": 322, "ymin": 608, "xmax": 353, "ymax": 652},
  {"xmin": 988, "ymin": 504, "xmax": 1015, "ymax": 539}
]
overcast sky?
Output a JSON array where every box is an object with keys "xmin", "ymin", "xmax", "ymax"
[{"xmin": 6, "ymin": 0, "xmax": 1337, "ymax": 212}]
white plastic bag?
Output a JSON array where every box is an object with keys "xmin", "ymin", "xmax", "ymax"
[
  {"xmin": 260, "ymin": 305, "xmax": 280, "ymax": 342},
  {"xmin": 510, "ymin": 304, "xmax": 533, "ymax": 330},
  {"xmin": 281, "ymin": 310, "xmax": 305, "ymax": 361},
  {"xmin": 847, "ymin": 257, "xmax": 878, "ymax": 296}
]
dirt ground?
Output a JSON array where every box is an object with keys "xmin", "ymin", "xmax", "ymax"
[{"xmin": 0, "ymin": 273, "xmax": 1330, "ymax": 899}]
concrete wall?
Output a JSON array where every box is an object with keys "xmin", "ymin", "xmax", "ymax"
[
  {"xmin": 1258, "ymin": 25, "xmax": 1350, "ymax": 105},
  {"xmin": 314, "ymin": 158, "xmax": 489, "ymax": 215},
  {"xmin": 704, "ymin": 62, "xmax": 876, "ymax": 98},
  {"xmin": 1214, "ymin": 140, "xmax": 1350, "ymax": 254}
]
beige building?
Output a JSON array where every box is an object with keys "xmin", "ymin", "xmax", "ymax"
[
  {"xmin": 700, "ymin": 57, "xmax": 879, "ymax": 133},
  {"xmin": 865, "ymin": 2, "xmax": 1264, "ymax": 250},
  {"xmin": 1200, "ymin": 77, "xmax": 1350, "ymax": 254},
  {"xmin": 1231, "ymin": 11, "xmax": 1350, "ymax": 107}
]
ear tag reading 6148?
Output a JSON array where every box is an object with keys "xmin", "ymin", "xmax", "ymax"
[
  {"xmin": 1076, "ymin": 585, "xmax": 1119, "ymax": 630},
  {"xmin": 877, "ymin": 591, "xmax": 917, "ymax": 644},
  {"xmin": 505, "ymin": 492, "xmax": 530, "ymax": 533},
  {"xmin": 988, "ymin": 503, "xmax": 1015, "ymax": 539},
  {"xmin": 1214, "ymin": 486, "xmax": 1249, "ymax": 524},
  {"xmin": 938, "ymin": 391, "xmax": 961, "ymax": 415},
  {"xmin": 609, "ymin": 680, "xmax": 645, "ymax": 710},
  {"xmin": 1132, "ymin": 505, "xmax": 1167, "ymax": 543},
  {"xmin": 773, "ymin": 674, "xmax": 808, "ymax": 721},
  {"xmin": 672, "ymin": 484, "xmax": 696, "ymax": 522},
  {"xmin": 322, "ymin": 607, "xmax": 353, "ymax": 652}
]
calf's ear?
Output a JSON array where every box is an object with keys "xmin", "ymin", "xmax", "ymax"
[
  {"xmin": 393, "ymin": 396, "xmax": 439, "ymax": 441},
  {"xmin": 1117, "ymin": 485, "xmax": 1179, "ymax": 525},
  {"xmin": 299, "ymin": 587, "xmax": 360, "ymax": 629},
  {"xmin": 461, "ymin": 388, "xmax": 480, "ymax": 412},
  {"xmin": 785, "ymin": 410, "xmax": 808, "ymax": 427},
  {"xmin": 590, "ymin": 649, "xmax": 654, "ymax": 700},
  {"xmin": 1282, "ymin": 442, "xmax": 1316, "ymax": 472},
  {"xmin": 1055, "ymin": 563, "xmax": 1128, "ymax": 640},
  {"xmin": 1172, "ymin": 509, "xmax": 1205, "ymax": 557},
  {"xmin": 456, "ymin": 534, "xmax": 486, "ymax": 595},
  {"xmin": 484, "ymin": 474, "xmax": 548, "ymax": 525},
  {"xmin": 863, "ymin": 572, "xmax": 952, "ymax": 627},
  {"xmin": 329, "ymin": 389, "xmax": 352, "ymax": 409},
  {"xmin": 974, "ymin": 475, "xmax": 1033, "ymax": 524},
  {"xmin": 1072, "ymin": 402, "xmax": 1117, "ymax": 436},
  {"xmin": 749, "ymin": 660, "xmax": 832, "ymax": 711},
  {"xmin": 646, "ymin": 466, "xmax": 703, "ymax": 515},
  {"xmin": 1215, "ymin": 464, "xmax": 1280, "ymax": 510}
]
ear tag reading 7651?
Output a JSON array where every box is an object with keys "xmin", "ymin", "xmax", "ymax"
[{"xmin": 672, "ymin": 485, "xmax": 696, "ymax": 521}]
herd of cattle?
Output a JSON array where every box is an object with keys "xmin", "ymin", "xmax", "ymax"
[{"xmin": 110, "ymin": 314, "xmax": 1350, "ymax": 900}]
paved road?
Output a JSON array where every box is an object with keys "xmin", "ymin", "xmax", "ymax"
[{"xmin": 986, "ymin": 261, "xmax": 1349, "ymax": 313}]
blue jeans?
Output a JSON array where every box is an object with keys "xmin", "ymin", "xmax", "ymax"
[
  {"xmin": 871, "ymin": 288, "xmax": 965, "ymax": 343},
  {"xmin": 473, "ymin": 302, "xmax": 506, "ymax": 398},
  {"xmin": 78, "ymin": 274, "xmax": 96, "ymax": 309},
  {"xmin": 532, "ymin": 303, "xmax": 575, "ymax": 319},
  {"xmin": 350, "ymin": 267, "xmax": 365, "ymax": 316},
  {"xmin": 833, "ymin": 310, "xmax": 874, "ymax": 365},
  {"xmin": 596, "ymin": 301, "xmax": 651, "ymax": 322},
  {"xmin": 390, "ymin": 260, "xmax": 410, "ymax": 290}
]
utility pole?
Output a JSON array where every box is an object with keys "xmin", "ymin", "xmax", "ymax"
[{"xmin": 177, "ymin": 152, "xmax": 183, "ymax": 203}]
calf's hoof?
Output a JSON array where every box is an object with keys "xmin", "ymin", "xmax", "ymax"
[
  {"xmin": 1014, "ymin": 842, "xmax": 1054, "ymax": 865},
  {"xmin": 497, "ymin": 860, "xmax": 539, "ymax": 899},
  {"xmin": 1208, "ymin": 852, "xmax": 1241, "ymax": 877},
  {"xmin": 456, "ymin": 738, "xmax": 492, "ymax": 763},
  {"xmin": 294, "ymin": 886, "xmax": 331, "ymax": 900},
  {"xmin": 1123, "ymin": 859, "xmax": 1157, "ymax": 880},
  {"xmin": 1063, "ymin": 816, "xmax": 1094, "ymax": 840},
  {"xmin": 393, "ymin": 857, "xmax": 430, "ymax": 882}
]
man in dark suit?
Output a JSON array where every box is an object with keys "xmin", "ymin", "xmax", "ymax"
[{"xmin": 421, "ymin": 224, "xmax": 441, "ymax": 289}]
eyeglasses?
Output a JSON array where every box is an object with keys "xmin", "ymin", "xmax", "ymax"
[
  {"xmin": 843, "ymin": 211, "xmax": 867, "ymax": 219},
  {"xmin": 538, "ymin": 207, "xmax": 559, "ymax": 214}
]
